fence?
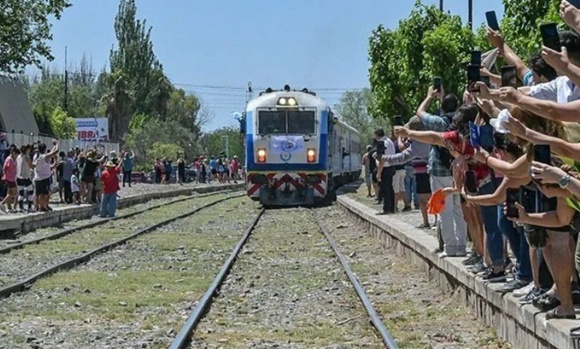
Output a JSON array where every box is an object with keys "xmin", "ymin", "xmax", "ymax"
[{"xmin": 2, "ymin": 131, "xmax": 120, "ymax": 155}]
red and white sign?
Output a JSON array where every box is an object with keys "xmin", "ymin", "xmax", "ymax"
[{"xmin": 75, "ymin": 118, "xmax": 109, "ymax": 142}]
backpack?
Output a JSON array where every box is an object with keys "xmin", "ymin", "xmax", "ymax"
[{"xmin": 434, "ymin": 114, "xmax": 454, "ymax": 170}]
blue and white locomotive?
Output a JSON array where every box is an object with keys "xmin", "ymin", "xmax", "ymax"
[{"xmin": 243, "ymin": 85, "xmax": 362, "ymax": 206}]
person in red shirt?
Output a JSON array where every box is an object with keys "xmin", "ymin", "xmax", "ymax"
[
  {"xmin": 395, "ymin": 103, "xmax": 506, "ymax": 282},
  {"xmin": 100, "ymin": 156, "xmax": 124, "ymax": 218}
]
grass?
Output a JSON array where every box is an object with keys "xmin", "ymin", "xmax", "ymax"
[
  {"xmin": 0, "ymin": 196, "xmax": 259, "ymax": 348},
  {"xmin": 193, "ymin": 208, "xmax": 382, "ymax": 348}
]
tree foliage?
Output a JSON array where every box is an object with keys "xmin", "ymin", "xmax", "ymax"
[
  {"xmin": 368, "ymin": 1, "xmax": 477, "ymax": 120},
  {"xmin": 19, "ymin": 0, "xmax": 212, "ymax": 159},
  {"xmin": 0, "ymin": 0, "xmax": 71, "ymax": 73},
  {"xmin": 200, "ymin": 127, "xmax": 244, "ymax": 162},
  {"xmin": 334, "ymin": 88, "xmax": 389, "ymax": 145},
  {"xmin": 501, "ymin": 0, "xmax": 561, "ymax": 58},
  {"xmin": 124, "ymin": 118, "xmax": 201, "ymax": 166},
  {"xmin": 48, "ymin": 106, "xmax": 76, "ymax": 139}
]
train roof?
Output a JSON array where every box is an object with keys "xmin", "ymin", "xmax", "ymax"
[
  {"xmin": 247, "ymin": 86, "xmax": 327, "ymax": 111},
  {"xmin": 334, "ymin": 117, "xmax": 360, "ymax": 135}
]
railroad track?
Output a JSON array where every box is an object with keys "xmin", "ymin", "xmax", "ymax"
[
  {"xmin": 169, "ymin": 207, "xmax": 399, "ymax": 349},
  {"xmin": 0, "ymin": 190, "xmax": 244, "ymax": 298}
]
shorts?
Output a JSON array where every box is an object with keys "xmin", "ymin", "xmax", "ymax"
[
  {"xmin": 3, "ymin": 180, "xmax": 16, "ymax": 189},
  {"xmin": 83, "ymin": 176, "xmax": 95, "ymax": 184},
  {"xmin": 35, "ymin": 178, "xmax": 51, "ymax": 195},
  {"xmin": 211, "ymin": 169, "xmax": 217, "ymax": 175},
  {"xmin": 364, "ymin": 174, "xmax": 372, "ymax": 187},
  {"xmin": 16, "ymin": 178, "xmax": 32, "ymax": 188},
  {"xmin": 415, "ymin": 173, "xmax": 431, "ymax": 194},
  {"xmin": 392, "ymin": 170, "xmax": 406, "ymax": 193}
]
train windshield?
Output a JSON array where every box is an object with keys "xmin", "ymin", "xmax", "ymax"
[{"xmin": 257, "ymin": 110, "xmax": 316, "ymax": 135}]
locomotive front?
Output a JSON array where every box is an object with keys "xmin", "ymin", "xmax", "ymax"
[{"xmin": 244, "ymin": 87, "xmax": 330, "ymax": 206}]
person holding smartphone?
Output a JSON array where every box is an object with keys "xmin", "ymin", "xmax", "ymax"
[
  {"xmin": 396, "ymin": 104, "xmax": 492, "ymax": 263},
  {"xmin": 373, "ymin": 128, "xmax": 396, "ymax": 215}
]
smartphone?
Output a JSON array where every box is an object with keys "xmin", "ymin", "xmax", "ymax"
[
  {"xmin": 393, "ymin": 115, "xmax": 404, "ymax": 126},
  {"xmin": 486, "ymin": 11, "xmax": 500, "ymax": 31},
  {"xmin": 465, "ymin": 170, "xmax": 478, "ymax": 194},
  {"xmin": 506, "ymin": 188, "xmax": 520, "ymax": 218},
  {"xmin": 533, "ymin": 144, "xmax": 551, "ymax": 164},
  {"xmin": 501, "ymin": 65, "xmax": 517, "ymax": 88},
  {"xmin": 570, "ymin": 0, "xmax": 580, "ymax": 8},
  {"xmin": 471, "ymin": 51, "xmax": 482, "ymax": 66},
  {"xmin": 434, "ymin": 76, "xmax": 442, "ymax": 92},
  {"xmin": 540, "ymin": 23, "xmax": 561, "ymax": 52},
  {"xmin": 469, "ymin": 121, "xmax": 480, "ymax": 149},
  {"xmin": 467, "ymin": 65, "xmax": 481, "ymax": 92},
  {"xmin": 480, "ymin": 76, "xmax": 491, "ymax": 87}
]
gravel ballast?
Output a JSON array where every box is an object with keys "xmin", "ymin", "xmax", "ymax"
[
  {"xmin": 190, "ymin": 207, "xmax": 381, "ymax": 349},
  {"xmin": 0, "ymin": 196, "xmax": 259, "ymax": 349},
  {"xmin": 0, "ymin": 194, "xmax": 229, "ymax": 287}
]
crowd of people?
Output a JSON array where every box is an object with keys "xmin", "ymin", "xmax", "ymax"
[
  {"xmin": 363, "ymin": 1, "xmax": 580, "ymax": 321},
  {"xmin": 0, "ymin": 140, "xmax": 129, "ymax": 217},
  {"xmin": 152, "ymin": 154, "xmax": 243, "ymax": 185}
]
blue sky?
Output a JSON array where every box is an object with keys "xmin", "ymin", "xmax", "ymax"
[{"xmin": 46, "ymin": 0, "xmax": 504, "ymax": 131}]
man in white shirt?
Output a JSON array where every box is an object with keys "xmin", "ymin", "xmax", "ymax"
[{"xmin": 374, "ymin": 128, "xmax": 396, "ymax": 215}]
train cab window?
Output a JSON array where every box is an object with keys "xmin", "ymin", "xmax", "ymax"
[
  {"xmin": 258, "ymin": 110, "xmax": 316, "ymax": 135},
  {"xmin": 258, "ymin": 111, "xmax": 286, "ymax": 134},
  {"xmin": 287, "ymin": 111, "xmax": 315, "ymax": 134}
]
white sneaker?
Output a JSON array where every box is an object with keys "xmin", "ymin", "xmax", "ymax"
[{"xmin": 512, "ymin": 283, "xmax": 534, "ymax": 298}]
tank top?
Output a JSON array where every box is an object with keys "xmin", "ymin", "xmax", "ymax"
[
  {"xmin": 34, "ymin": 154, "xmax": 52, "ymax": 181},
  {"xmin": 16, "ymin": 154, "xmax": 31, "ymax": 179}
]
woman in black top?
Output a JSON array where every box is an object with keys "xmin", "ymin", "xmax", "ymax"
[{"xmin": 177, "ymin": 157, "xmax": 185, "ymax": 185}]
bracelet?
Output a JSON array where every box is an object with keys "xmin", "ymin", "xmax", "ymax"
[{"xmin": 485, "ymin": 155, "xmax": 490, "ymax": 165}]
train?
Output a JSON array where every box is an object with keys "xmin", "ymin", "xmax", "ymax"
[{"xmin": 242, "ymin": 85, "xmax": 362, "ymax": 206}]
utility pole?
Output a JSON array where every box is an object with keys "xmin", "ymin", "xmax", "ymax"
[
  {"xmin": 468, "ymin": 0, "xmax": 473, "ymax": 30},
  {"xmin": 246, "ymin": 81, "xmax": 253, "ymax": 104},
  {"xmin": 439, "ymin": 0, "xmax": 443, "ymax": 11},
  {"xmin": 64, "ymin": 46, "xmax": 69, "ymax": 112},
  {"xmin": 222, "ymin": 135, "xmax": 229, "ymax": 158}
]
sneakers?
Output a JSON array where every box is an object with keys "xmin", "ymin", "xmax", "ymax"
[
  {"xmin": 519, "ymin": 288, "xmax": 547, "ymax": 304},
  {"xmin": 467, "ymin": 262, "xmax": 486, "ymax": 274},
  {"xmin": 462, "ymin": 254, "xmax": 481, "ymax": 266},
  {"xmin": 499, "ymin": 279, "xmax": 530, "ymax": 293},
  {"xmin": 480, "ymin": 269, "xmax": 506, "ymax": 283},
  {"xmin": 513, "ymin": 283, "xmax": 535, "ymax": 298}
]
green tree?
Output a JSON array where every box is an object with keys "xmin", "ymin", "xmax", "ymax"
[
  {"xmin": 165, "ymin": 88, "xmax": 201, "ymax": 133},
  {"xmin": 501, "ymin": 0, "xmax": 561, "ymax": 59},
  {"xmin": 0, "ymin": 0, "xmax": 71, "ymax": 73},
  {"xmin": 48, "ymin": 106, "xmax": 76, "ymax": 139},
  {"xmin": 368, "ymin": 1, "xmax": 476, "ymax": 120},
  {"xmin": 200, "ymin": 127, "xmax": 244, "ymax": 162},
  {"xmin": 148, "ymin": 142, "xmax": 184, "ymax": 163},
  {"xmin": 333, "ymin": 88, "xmax": 389, "ymax": 145},
  {"xmin": 104, "ymin": 0, "xmax": 165, "ymax": 140},
  {"xmin": 124, "ymin": 118, "xmax": 201, "ymax": 165}
]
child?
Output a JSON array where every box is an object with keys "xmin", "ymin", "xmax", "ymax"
[
  {"xmin": 71, "ymin": 168, "xmax": 80, "ymax": 205},
  {"xmin": 94, "ymin": 164, "xmax": 102, "ymax": 203}
]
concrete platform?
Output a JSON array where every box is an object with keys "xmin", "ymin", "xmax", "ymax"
[
  {"xmin": 337, "ymin": 194, "xmax": 580, "ymax": 349},
  {"xmin": 0, "ymin": 183, "xmax": 243, "ymax": 237}
]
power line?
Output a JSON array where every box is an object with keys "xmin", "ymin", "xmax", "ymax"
[{"xmin": 173, "ymin": 82, "xmax": 366, "ymax": 92}]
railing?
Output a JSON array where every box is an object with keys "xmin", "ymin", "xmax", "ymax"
[{"xmin": 1, "ymin": 131, "xmax": 120, "ymax": 154}]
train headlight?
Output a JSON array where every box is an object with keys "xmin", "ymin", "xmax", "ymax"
[
  {"xmin": 307, "ymin": 149, "xmax": 316, "ymax": 163},
  {"xmin": 257, "ymin": 148, "xmax": 267, "ymax": 163},
  {"xmin": 277, "ymin": 97, "xmax": 297, "ymax": 107}
]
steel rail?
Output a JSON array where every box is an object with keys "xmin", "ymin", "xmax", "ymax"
[
  {"xmin": 0, "ymin": 188, "xmax": 241, "ymax": 255},
  {"xmin": 168, "ymin": 208, "xmax": 266, "ymax": 349},
  {"xmin": 312, "ymin": 209, "xmax": 399, "ymax": 349},
  {"xmin": 0, "ymin": 193, "xmax": 245, "ymax": 298}
]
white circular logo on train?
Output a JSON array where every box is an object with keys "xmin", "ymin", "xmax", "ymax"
[
  {"xmin": 280, "ymin": 152, "xmax": 292, "ymax": 161},
  {"xmin": 284, "ymin": 140, "xmax": 297, "ymax": 151}
]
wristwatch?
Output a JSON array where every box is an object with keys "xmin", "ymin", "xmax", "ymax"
[{"xmin": 559, "ymin": 173, "xmax": 571, "ymax": 189}]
